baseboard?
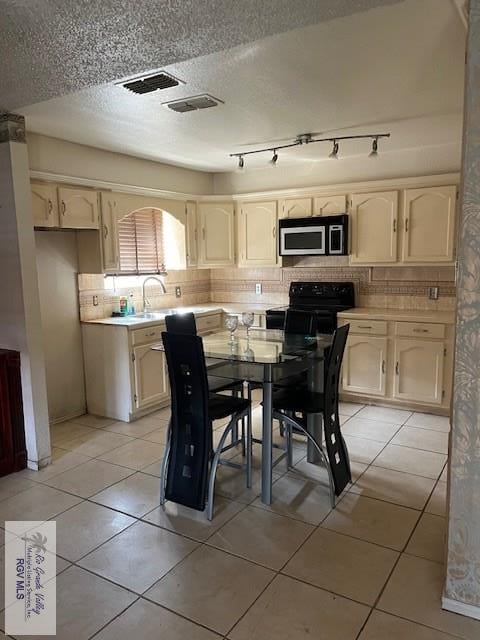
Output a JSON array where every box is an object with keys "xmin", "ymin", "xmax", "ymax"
[
  {"xmin": 442, "ymin": 596, "xmax": 480, "ymax": 621},
  {"xmin": 49, "ymin": 409, "xmax": 86, "ymax": 425}
]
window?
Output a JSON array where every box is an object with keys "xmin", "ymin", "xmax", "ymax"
[{"xmin": 118, "ymin": 208, "xmax": 166, "ymax": 273}]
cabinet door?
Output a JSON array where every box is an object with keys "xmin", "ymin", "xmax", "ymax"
[
  {"xmin": 58, "ymin": 187, "xmax": 99, "ymax": 229},
  {"xmin": 350, "ymin": 191, "xmax": 398, "ymax": 264},
  {"xmin": 342, "ymin": 336, "xmax": 387, "ymax": 397},
  {"xmin": 31, "ymin": 183, "xmax": 59, "ymax": 227},
  {"xmin": 133, "ymin": 344, "xmax": 169, "ymax": 409},
  {"xmin": 100, "ymin": 193, "xmax": 119, "ymax": 272},
  {"xmin": 313, "ymin": 195, "xmax": 346, "ymax": 216},
  {"xmin": 402, "ymin": 186, "xmax": 457, "ymax": 263},
  {"xmin": 185, "ymin": 201, "xmax": 198, "ymax": 267},
  {"xmin": 280, "ymin": 197, "xmax": 312, "ymax": 218},
  {"xmin": 198, "ymin": 203, "xmax": 235, "ymax": 267},
  {"xmin": 393, "ymin": 338, "xmax": 444, "ymax": 405},
  {"xmin": 238, "ymin": 201, "xmax": 278, "ymax": 266}
]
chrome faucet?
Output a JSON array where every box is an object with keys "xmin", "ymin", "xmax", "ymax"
[{"xmin": 142, "ymin": 276, "xmax": 167, "ymax": 313}]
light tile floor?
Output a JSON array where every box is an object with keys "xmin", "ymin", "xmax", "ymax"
[{"xmin": 0, "ymin": 402, "xmax": 476, "ymax": 640}]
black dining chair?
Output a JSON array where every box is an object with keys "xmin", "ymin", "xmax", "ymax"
[
  {"xmin": 160, "ymin": 331, "xmax": 252, "ymax": 520},
  {"xmin": 165, "ymin": 312, "xmax": 244, "ymax": 395},
  {"xmin": 271, "ymin": 323, "xmax": 352, "ymax": 508}
]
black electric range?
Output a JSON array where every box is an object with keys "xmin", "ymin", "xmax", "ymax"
[{"xmin": 266, "ymin": 281, "xmax": 355, "ymax": 334}]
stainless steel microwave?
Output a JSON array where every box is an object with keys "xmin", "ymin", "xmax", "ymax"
[{"xmin": 278, "ymin": 214, "xmax": 349, "ymax": 256}]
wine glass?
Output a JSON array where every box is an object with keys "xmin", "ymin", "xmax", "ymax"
[
  {"xmin": 225, "ymin": 314, "xmax": 239, "ymax": 343},
  {"xmin": 242, "ymin": 311, "xmax": 255, "ymax": 339}
]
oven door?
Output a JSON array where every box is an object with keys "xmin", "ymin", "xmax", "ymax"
[{"xmin": 279, "ymin": 225, "xmax": 326, "ymax": 256}]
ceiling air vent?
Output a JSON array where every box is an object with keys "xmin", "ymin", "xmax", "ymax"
[
  {"xmin": 164, "ymin": 94, "xmax": 223, "ymax": 113},
  {"xmin": 120, "ymin": 71, "xmax": 182, "ymax": 95}
]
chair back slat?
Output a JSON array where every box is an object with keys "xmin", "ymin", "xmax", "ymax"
[
  {"xmin": 165, "ymin": 312, "xmax": 197, "ymax": 335},
  {"xmin": 323, "ymin": 324, "xmax": 351, "ymax": 495},
  {"xmin": 162, "ymin": 331, "xmax": 211, "ymax": 510},
  {"xmin": 284, "ymin": 309, "xmax": 316, "ymax": 336}
]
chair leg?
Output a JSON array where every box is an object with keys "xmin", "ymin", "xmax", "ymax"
[
  {"xmin": 286, "ymin": 419, "xmax": 293, "ymax": 469},
  {"xmin": 231, "ymin": 389, "xmax": 239, "ymax": 444},
  {"xmin": 160, "ymin": 421, "xmax": 171, "ymax": 506},
  {"xmin": 246, "ymin": 404, "xmax": 252, "ymax": 488},
  {"xmin": 274, "ymin": 410, "xmax": 336, "ymax": 509}
]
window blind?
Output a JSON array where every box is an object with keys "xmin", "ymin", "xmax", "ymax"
[{"xmin": 118, "ymin": 208, "xmax": 165, "ymax": 273}]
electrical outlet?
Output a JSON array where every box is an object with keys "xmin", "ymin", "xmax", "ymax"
[
  {"xmin": 255, "ymin": 283, "xmax": 262, "ymax": 295},
  {"xmin": 428, "ymin": 286, "xmax": 439, "ymax": 300},
  {"xmin": 175, "ymin": 286, "xmax": 182, "ymax": 298},
  {"xmin": 93, "ymin": 295, "xmax": 99, "ymax": 306}
]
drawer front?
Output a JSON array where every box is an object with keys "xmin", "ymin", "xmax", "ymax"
[
  {"xmin": 132, "ymin": 325, "xmax": 164, "ymax": 346},
  {"xmin": 395, "ymin": 322, "xmax": 445, "ymax": 339},
  {"xmin": 345, "ymin": 319, "xmax": 388, "ymax": 335},
  {"xmin": 196, "ymin": 313, "xmax": 222, "ymax": 334}
]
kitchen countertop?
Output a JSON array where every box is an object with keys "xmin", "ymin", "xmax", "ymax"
[
  {"xmin": 338, "ymin": 307, "xmax": 456, "ymax": 324},
  {"xmin": 82, "ymin": 302, "xmax": 276, "ymax": 328}
]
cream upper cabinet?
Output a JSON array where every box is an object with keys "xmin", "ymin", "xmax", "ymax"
[
  {"xmin": 342, "ymin": 335, "xmax": 387, "ymax": 397},
  {"xmin": 31, "ymin": 182, "xmax": 59, "ymax": 227},
  {"xmin": 58, "ymin": 186, "xmax": 99, "ymax": 229},
  {"xmin": 99, "ymin": 193, "xmax": 119, "ymax": 272},
  {"xmin": 280, "ymin": 197, "xmax": 312, "ymax": 218},
  {"xmin": 350, "ymin": 191, "xmax": 398, "ymax": 264},
  {"xmin": 238, "ymin": 201, "xmax": 278, "ymax": 267},
  {"xmin": 313, "ymin": 195, "xmax": 347, "ymax": 216},
  {"xmin": 185, "ymin": 201, "xmax": 198, "ymax": 268},
  {"xmin": 198, "ymin": 202, "xmax": 235, "ymax": 267},
  {"xmin": 401, "ymin": 186, "xmax": 457, "ymax": 263},
  {"xmin": 133, "ymin": 344, "xmax": 169, "ymax": 409},
  {"xmin": 393, "ymin": 338, "xmax": 445, "ymax": 405}
]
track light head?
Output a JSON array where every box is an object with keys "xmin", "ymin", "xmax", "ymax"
[
  {"xmin": 329, "ymin": 140, "xmax": 339, "ymax": 159},
  {"xmin": 238, "ymin": 155, "xmax": 245, "ymax": 170},
  {"xmin": 369, "ymin": 137, "xmax": 379, "ymax": 158},
  {"xmin": 270, "ymin": 150, "xmax": 278, "ymax": 166}
]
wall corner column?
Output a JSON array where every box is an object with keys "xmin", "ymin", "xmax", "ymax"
[
  {"xmin": 0, "ymin": 113, "xmax": 51, "ymax": 469},
  {"xmin": 444, "ymin": 0, "xmax": 480, "ymax": 620}
]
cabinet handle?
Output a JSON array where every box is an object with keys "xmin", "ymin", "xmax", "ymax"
[
  {"xmin": 413, "ymin": 328, "xmax": 429, "ymax": 333},
  {"xmin": 61, "ymin": 200, "xmax": 66, "ymax": 215},
  {"xmin": 405, "ymin": 218, "xmax": 409, "ymax": 232},
  {"xmin": 358, "ymin": 325, "xmax": 372, "ymax": 329},
  {"xmin": 395, "ymin": 362, "xmax": 399, "ymax": 375},
  {"xmin": 146, "ymin": 331, "xmax": 156, "ymax": 337},
  {"xmin": 103, "ymin": 224, "xmax": 108, "ymax": 239},
  {"xmin": 202, "ymin": 228, "xmax": 206, "ymax": 240},
  {"xmin": 393, "ymin": 219, "xmax": 397, "ymax": 233},
  {"xmin": 382, "ymin": 360, "xmax": 385, "ymax": 374},
  {"xmin": 47, "ymin": 199, "xmax": 53, "ymax": 215},
  {"xmin": 272, "ymin": 226, "xmax": 276, "ymax": 238}
]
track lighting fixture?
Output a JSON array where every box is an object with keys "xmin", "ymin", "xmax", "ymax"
[
  {"xmin": 328, "ymin": 139, "xmax": 339, "ymax": 159},
  {"xmin": 230, "ymin": 132, "xmax": 390, "ymax": 168}
]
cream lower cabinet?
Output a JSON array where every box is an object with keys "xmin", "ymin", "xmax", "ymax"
[
  {"xmin": 393, "ymin": 338, "xmax": 445, "ymax": 405},
  {"xmin": 132, "ymin": 343, "xmax": 169, "ymax": 410},
  {"xmin": 342, "ymin": 335, "xmax": 387, "ymax": 397},
  {"xmin": 237, "ymin": 201, "xmax": 278, "ymax": 267},
  {"xmin": 198, "ymin": 202, "xmax": 235, "ymax": 267},
  {"xmin": 339, "ymin": 314, "xmax": 453, "ymax": 412}
]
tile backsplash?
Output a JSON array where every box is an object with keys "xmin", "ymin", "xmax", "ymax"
[{"xmin": 78, "ymin": 264, "xmax": 456, "ymax": 321}]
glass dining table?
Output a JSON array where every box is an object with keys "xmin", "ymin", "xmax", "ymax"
[{"xmin": 201, "ymin": 328, "xmax": 333, "ymax": 505}]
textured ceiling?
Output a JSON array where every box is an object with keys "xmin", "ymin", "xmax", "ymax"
[
  {"xmin": 0, "ymin": 0, "xmax": 404, "ymax": 111},
  {"xmin": 19, "ymin": 0, "xmax": 466, "ymax": 171}
]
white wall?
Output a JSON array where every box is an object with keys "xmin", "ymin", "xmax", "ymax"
[
  {"xmin": 27, "ymin": 133, "xmax": 214, "ymax": 195},
  {"xmin": 35, "ymin": 231, "xmax": 86, "ymax": 423}
]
